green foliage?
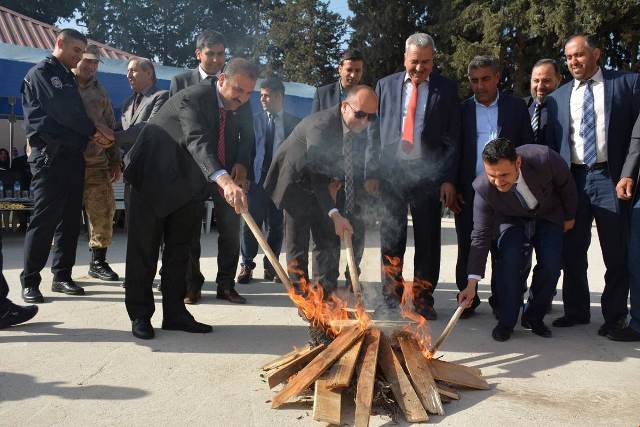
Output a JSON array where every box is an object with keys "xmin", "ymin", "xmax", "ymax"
[{"xmin": 0, "ymin": 0, "xmax": 80, "ymax": 25}]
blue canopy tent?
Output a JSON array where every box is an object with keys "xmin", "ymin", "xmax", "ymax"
[{"xmin": 0, "ymin": 42, "xmax": 315, "ymax": 161}]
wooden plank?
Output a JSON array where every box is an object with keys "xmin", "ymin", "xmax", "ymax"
[
  {"xmin": 437, "ymin": 383, "xmax": 460, "ymax": 400},
  {"xmin": 428, "ymin": 359, "xmax": 490, "ymax": 390},
  {"xmin": 313, "ymin": 378, "xmax": 342, "ymax": 424},
  {"xmin": 271, "ymin": 326, "xmax": 364, "ymax": 408},
  {"xmin": 377, "ymin": 332, "xmax": 429, "ymax": 423},
  {"xmin": 326, "ymin": 335, "xmax": 365, "ymax": 389},
  {"xmin": 330, "ymin": 319, "xmax": 414, "ymax": 329},
  {"xmin": 398, "ymin": 336, "xmax": 445, "ymax": 415},
  {"xmin": 354, "ymin": 329, "xmax": 381, "ymax": 427},
  {"xmin": 267, "ymin": 344, "xmax": 326, "ymax": 389},
  {"xmin": 262, "ymin": 347, "xmax": 304, "ymax": 371}
]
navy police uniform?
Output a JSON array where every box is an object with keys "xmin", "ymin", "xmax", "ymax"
[{"xmin": 20, "ymin": 55, "xmax": 95, "ymax": 295}]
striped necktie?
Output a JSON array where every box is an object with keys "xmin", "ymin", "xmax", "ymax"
[
  {"xmin": 531, "ymin": 102, "xmax": 542, "ymax": 144},
  {"xmin": 580, "ymin": 80, "xmax": 597, "ymax": 167}
]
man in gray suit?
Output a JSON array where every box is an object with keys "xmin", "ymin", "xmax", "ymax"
[
  {"xmin": 170, "ymin": 29, "xmax": 253, "ymax": 305},
  {"xmin": 458, "ymin": 138, "xmax": 577, "ymax": 342},
  {"xmin": 311, "ymin": 49, "xmax": 365, "ymax": 113}
]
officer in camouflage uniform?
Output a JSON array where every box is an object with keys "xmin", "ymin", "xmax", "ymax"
[{"xmin": 72, "ymin": 45, "xmax": 120, "ymax": 281}]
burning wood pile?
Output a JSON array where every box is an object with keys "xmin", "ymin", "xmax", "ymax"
[{"xmin": 242, "ymin": 213, "xmax": 489, "ymax": 425}]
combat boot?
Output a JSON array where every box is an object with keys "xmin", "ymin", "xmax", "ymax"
[{"xmin": 89, "ymin": 247, "xmax": 120, "ymax": 281}]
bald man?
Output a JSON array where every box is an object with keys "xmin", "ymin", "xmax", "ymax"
[{"xmin": 264, "ymin": 85, "xmax": 379, "ymax": 297}]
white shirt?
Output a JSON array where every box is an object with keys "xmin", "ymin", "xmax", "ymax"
[
  {"xmin": 397, "ymin": 73, "xmax": 429, "ymax": 161},
  {"xmin": 474, "ymin": 93, "xmax": 500, "ymax": 176},
  {"xmin": 569, "ymin": 67, "xmax": 607, "ymax": 164},
  {"xmin": 514, "ymin": 168, "xmax": 539, "ymax": 210},
  {"xmin": 198, "ymin": 65, "xmax": 220, "ymax": 81}
]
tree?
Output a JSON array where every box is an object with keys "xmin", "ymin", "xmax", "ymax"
[
  {"xmin": 262, "ymin": 0, "xmax": 346, "ymax": 86},
  {"xmin": 0, "ymin": 0, "xmax": 80, "ymax": 25}
]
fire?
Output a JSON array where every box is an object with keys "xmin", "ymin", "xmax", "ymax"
[
  {"xmin": 384, "ymin": 256, "xmax": 434, "ymax": 359},
  {"xmin": 287, "ymin": 262, "xmax": 370, "ymax": 337}
]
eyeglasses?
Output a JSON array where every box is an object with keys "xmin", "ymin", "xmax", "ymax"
[{"xmin": 345, "ymin": 103, "xmax": 377, "ymax": 122}]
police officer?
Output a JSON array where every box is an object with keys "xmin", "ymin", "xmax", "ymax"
[
  {"xmin": 20, "ymin": 29, "xmax": 114, "ymax": 303},
  {"xmin": 73, "ymin": 44, "xmax": 121, "ymax": 282}
]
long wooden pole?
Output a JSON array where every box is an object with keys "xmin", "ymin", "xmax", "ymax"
[
  {"xmin": 343, "ymin": 231, "xmax": 364, "ymax": 308},
  {"xmin": 241, "ymin": 211, "xmax": 293, "ymax": 291},
  {"xmin": 428, "ymin": 305, "xmax": 465, "ymax": 356}
]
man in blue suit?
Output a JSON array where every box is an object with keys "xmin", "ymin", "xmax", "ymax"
[
  {"xmin": 369, "ymin": 33, "xmax": 460, "ymax": 320},
  {"xmin": 238, "ymin": 77, "xmax": 300, "ymax": 284},
  {"xmin": 455, "ymin": 56, "xmax": 534, "ymax": 318},
  {"xmin": 458, "ymin": 139, "xmax": 577, "ymax": 342},
  {"xmin": 546, "ymin": 34, "xmax": 640, "ymax": 336}
]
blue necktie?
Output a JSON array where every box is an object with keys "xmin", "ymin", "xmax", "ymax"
[{"xmin": 580, "ymin": 80, "xmax": 597, "ymax": 167}]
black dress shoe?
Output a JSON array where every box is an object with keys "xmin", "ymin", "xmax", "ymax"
[
  {"xmin": 521, "ymin": 318, "xmax": 552, "ymax": 338},
  {"xmin": 162, "ymin": 317, "xmax": 213, "ymax": 333},
  {"xmin": 217, "ymin": 288, "xmax": 247, "ymax": 304},
  {"xmin": 552, "ymin": 315, "xmax": 590, "ymax": 328},
  {"xmin": 492, "ymin": 324, "xmax": 513, "ymax": 342},
  {"xmin": 598, "ymin": 319, "xmax": 626, "ymax": 337},
  {"xmin": 132, "ymin": 318, "xmax": 154, "ymax": 339},
  {"xmin": 22, "ymin": 287, "xmax": 44, "ymax": 303},
  {"xmin": 607, "ymin": 326, "xmax": 640, "ymax": 342},
  {"xmin": 51, "ymin": 280, "xmax": 85, "ymax": 296},
  {"xmin": 0, "ymin": 301, "xmax": 38, "ymax": 329}
]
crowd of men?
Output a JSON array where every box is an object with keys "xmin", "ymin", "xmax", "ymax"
[{"xmin": 0, "ymin": 27, "xmax": 639, "ymax": 345}]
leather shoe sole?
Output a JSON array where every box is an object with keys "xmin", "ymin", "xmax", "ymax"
[
  {"xmin": 22, "ymin": 288, "xmax": 44, "ymax": 304},
  {"xmin": 132, "ymin": 319, "xmax": 154, "ymax": 340},
  {"xmin": 521, "ymin": 318, "xmax": 552, "ymax": 338},
  {"xmin": 51, "ymin": 281, "xmax": 85, "ymax": 296},
  {"xmin": 552, "ymin": 316, "xmax": 590, "ymax": 328},
  {"xmin": 162, "ymin": 319, "xmax": 212, "ymax": 333}
]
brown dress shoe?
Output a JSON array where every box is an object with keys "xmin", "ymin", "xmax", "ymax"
[
  {"xmin": 217, "ymin": 288, "xmax": 247, "ymax": 304},
  {"xmin": 237, "ymin": 266, "xmax": 253, "ymax": 284},
  {"xmin": 184, "ymin": 289, "xmax": 201, "ymax": 305}
]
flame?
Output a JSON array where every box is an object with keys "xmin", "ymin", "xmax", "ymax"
[
  {"xmin": 384, "ymin": 256, "xmax": 434, "ymax": 359},
  {"xmin": 287, "ymin": 261, "xmax": 370, "ymax": 337}
]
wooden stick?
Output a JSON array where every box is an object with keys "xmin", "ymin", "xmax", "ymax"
[
  {"xmin": 326, "ymin": 335, "xmax": 364, "ymax": 389},
  {"xmin": 436, "ymin": 383, "xmax": 460, "ymax": 400},
  {"xmin": 428, "ymin": 305, "xmax": 465, "ymax": 356},
  {"xmin": 271, "ymin": 326, "xmax": 364, "ymax": 408},
  {"xmin": 343, "ymin": 231, "xmax": 364, "ymax": 307},
  {"xmin": 262, "ymin": 347, "xmax": 304, "ymax": 371},
  {"xmin": 427, "ymin": 359, "xmax": 489, "ymax": 390},
  {"xmin": 241, "ymin": 211, "xmax": 292, "ymax": 290},
  {"xmin": 354, "ymin": 329, "xmax": 380, "ymax": 427},
  {"xmin": 398, "ymin": 336, "xmax": 445, "ymax": 415},
  {"xmin": 329, "ymin": 319, "xmax": 414, "ymax": 329}
]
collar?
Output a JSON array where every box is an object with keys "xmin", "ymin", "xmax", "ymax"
[
  {"xmin": 404, "ymin": 73, "xmax": 429, "ymax": 86},
  {"xmin": 215, "ymin": 82, "xmax": 225, "ymax": 109},
  {"xmin": 474, "ymin": 91, "xmax": 500, "ymax": 108},
  {"xmin": 515, "ymin": 167, "xmax": 525, "ymax": 186},
  {"xmin": 341, "ymin": 115, "xmax": 351, "ymax": 138},
  {"xmin": 199, "ymin": 65, "xmax": 220, "ymax": 81},
  {"xmin": 136, "ymin": 84, "xmax": 155, "ymax": 97},
  {"xmin": 573, "ymin": 67, "xmax": 603, "ymax": 88},
  {"xmin": 50, "ymin": 55, "xmax": 71, "ymax": 74}
]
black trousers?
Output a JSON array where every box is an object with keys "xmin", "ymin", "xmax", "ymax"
[
  {"xmin": 285, "ymin": 194, "xmax": 340, "ymax": 294},
  {"xmin": 20, "ymin": 147, "xmax": 84, "ymax": 288},
  {"xmin": 380, "ymin": 168, "xmax": 441, "ymax": 304},
  {"xmin": 0, "ymin": 234, "xmax": 9, "ymax": 310},
  {"xmin": 124, "ymin": 188, "xmax": 202, "ymax": 321},
  {"xmin": 185, "ymin": 202, "xmax": 206, "ymax": 290}
]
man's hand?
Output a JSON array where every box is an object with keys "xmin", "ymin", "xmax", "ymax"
[
  {"xmin": 328, "ymin": 179, "xmax": 342, "ymax": 203},
  {"xmin": 457, "ymin": 279, "xmax": 478, "ymax": 308},
  {"xmin": 616, "ymin": 177, "xmax": 634, "ymax": 201},
  {"xmin": 230, "ymin": 163, "xmax": 249, "ymax": 192},
  {"xmin": 564, "ymin": 218, "xmax": 576, "ymax": 232},
  {"xmin": 330, "ymin": 211, "xmax": 353, "ymax": 238},
  {"xmin": 94, "ymin": 123, "xmax": 115, "ymax": 148},
  {"xmin": 218, "ymin": 174, "xmax": 248, "ymax": 214},
  {"xmin": 440, "ymin": 182, "xmax": 461, "ymax": 214},
  {"xmin": 364, "ymin": 178, "xmax": 379, "ymax": 196},
  {"xmin": 110, "ymin": 164, "xmax": 122, "ymax": 183}
]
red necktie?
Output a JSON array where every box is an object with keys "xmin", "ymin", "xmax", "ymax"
[
  {"xmin": 401, "ymin": 79, "xmax": 418, "ymax": 153},
  {"xmin": 217, "ymin": 108, "xmax": 226, "ymax": 196}
]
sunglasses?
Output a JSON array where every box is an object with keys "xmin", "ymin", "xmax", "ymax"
[{"xmin": 346, "ymin": 103, "xmax": 377, "ymax": 122}]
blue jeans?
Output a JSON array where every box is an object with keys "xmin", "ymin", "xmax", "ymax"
[
  {"xmin": 628, "ymin": 196, "xmax": 640, "ymax": 333},
  {"xmin": 494, "ymin": 219, "xmax": 564, "ymax": 329},
  {"xmin": 240, "ymin": 182, "xmax": 283, "ymax": 271}
]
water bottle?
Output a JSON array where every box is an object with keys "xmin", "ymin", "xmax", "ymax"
[
  {"xmin": 13, "ymin": 181, "xmax": 21, "ymax": 200},
  {"xmin": 0, "ymin": 182, "xmax": 4, "ymax": 199}
]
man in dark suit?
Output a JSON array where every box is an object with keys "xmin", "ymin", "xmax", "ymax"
[
  {"xmin": 527, "ymin": 59, "xmax": 562, "ymax": 148},
  {"xmin": 311, "ymin": 49, "xmax": 364, "ymax": 113},
  {"xmin": 264, "ymin": 85, "xmax": 378, "ymax": 296},
  {"xmin": 612, "ymin": 113, "xmax": 640, "ymax": 341},
  {"xmin": 369, "ymin": 33, "xmax": 460, "ymax": 320},
  {"xmin": 455, "ymin": 55, "xmax": 535, "ymax": 317},
  {"xmin": 546, "ymin": 34, "xmax": 640, "ymax": 336},
  {"xmin": 169, "ymin": 30, "xmax": 253, "ymax": 304},
  {"xmin": 122, "ymin": 58, "xmax": 255, "ymax": 340},
  {"xmin": 459, "ymin": 139, "xmax": 577, "ymax": 342},
  {"xmin": 237, "ymin": 77, "xmax": 299, "ymax": 284}
]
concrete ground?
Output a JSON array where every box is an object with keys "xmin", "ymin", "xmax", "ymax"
[{"xmin": 0, "ymin": 218, "xmax": 638, "ymax": 426}]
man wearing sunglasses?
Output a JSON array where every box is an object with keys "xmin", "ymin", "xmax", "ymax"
[{"xmin": 264, "ymin": 85, "xmax": 378, "ymax": 298}]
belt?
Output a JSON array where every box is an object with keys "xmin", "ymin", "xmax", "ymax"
[{"xmin": 571, "ymin": 162, "xmax": 608, "ymax": 172}]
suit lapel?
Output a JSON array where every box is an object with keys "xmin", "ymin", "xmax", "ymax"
[
  {"xmin": 424, "ymin": 76, "xmax": 439, "ymax": 126},
  {"xmin": 520, "ymin": 160, "xmax": 544, "ymax": 207},
  {"xmin": 603, "ymin": 70, "xmax": 613, "ymax": 144},
  {"xmin": 395, "ymin": 73, "xmax": 405, "ymax": 134},
  {"xmin": 497, "ymin": 92, "xmax": 505, "ymax": 135},
  {"xmin": 466, "ymin": 100, "xmax": 478, "ymax": 173},
  {"xmin": 333, "ymin": 82, "xmax": 341, "ymax": 106}
]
